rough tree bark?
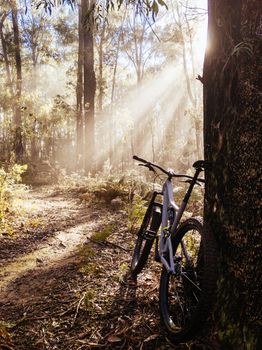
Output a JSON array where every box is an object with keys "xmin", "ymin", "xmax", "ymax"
[
  {"xmin": 0, "ymin": 12, "xmax": 13, "ymax": 93},
  {"xmin": 11, "ymin": 0, "xmax": 23, "ymax": 163},
  {"xmin": 203, "ymin": 1, "xmax": 261, "ymax": 348},
  {"xmin": 82, "ymin": 0, "xmax": 96, "ymax": 174}
]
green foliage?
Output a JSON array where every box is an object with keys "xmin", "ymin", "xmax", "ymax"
[
  {"xmin": 83, "ymin": 289, "xmax": 96, "ymax": 311},
  {"xmin": 116, "ymin": 262, "xmax": 129, "ymax": 283},
  {"xmin": 93, "ymin": 180, "xmax": 128, "ymax": 204},
  {"xmin": 74, "ymin": 174, "xmax": 148, "ymax": 206},
  {"xmin": 38, "ymin": 0, "xmax": 168, "ymax": 18},
  {"xmin": 78, "ymin": 244, "xmax": 101, "ymax": 277},
  {"xmin": 91, "ymin": 224, "xmax": 114, "ymax": 242},
  {"xmin": 127, "ymin": 194, "xmax": 147, "ymax": 234},
  {"xmin": 0, "ymin": 163, "xmax": 28, "ymax": 234},
  {"xmin": 151, "ymin": 0, "xmax": 168, "ymax": 20},
  {"xmin": 81, "ymin": 262, "xmax": 101, "ymax": 276},
  {"xmin": 78, "ymin": 244, "xmax": 95, "ymax": 259}
]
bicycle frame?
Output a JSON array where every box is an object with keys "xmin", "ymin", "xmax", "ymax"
[{"xmin": 159, "ymin": 169, "xmax": 202, "ymax": 273}]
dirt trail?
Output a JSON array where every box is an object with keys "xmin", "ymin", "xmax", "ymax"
[
  {"xmin": 0, "ymin": 188, "xmax": 101, "ymax": 301},
  {"xmin": 0, "ymin": 222, "xmax": 91, "ymax": 294},
  {"xmin": 0, "ymin": 188, "xmax": 189, "ymax": 350}
]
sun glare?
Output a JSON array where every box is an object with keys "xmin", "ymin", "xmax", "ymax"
[
  {"xmin": 95, "ymin": 1, "xmax": 209, "ymax": 169},
  {"xmin": 193, "ymin": 0, "xmax": 208, "ymax": 64},
  {"xmin": 95, "ymin": 63, "xmax": 190, "ymax": 168},
  {"xmin": 194, "ymin": 16, "xmax": 208, "ymax": 65}
]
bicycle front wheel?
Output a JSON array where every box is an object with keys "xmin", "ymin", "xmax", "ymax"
[
  {"xmin": 131, "ymin": 204, "xmax": 161, "ymax": 276},
  {"xmin": 159, "ymin": 217, "xmax": 217, "ymax": 343}
]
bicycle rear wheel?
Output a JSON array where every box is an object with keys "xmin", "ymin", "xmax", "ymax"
[
  {"xmin": 159, "ymin": 217, "xmax": 217, "ymax": 343},
  {"xmin": 131, "ymin": 203, "xmax": 161, "ymax": 275}
]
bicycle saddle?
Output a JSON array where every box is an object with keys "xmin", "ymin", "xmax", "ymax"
[{"xmin": 193, "ymin": 160, "xmax": 211, "ymax": 170}]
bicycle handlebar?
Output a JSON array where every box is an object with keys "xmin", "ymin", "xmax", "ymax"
[
  {"xmin": 133, "ymin": 155, "xmax": 205, "ymax": 183},
  {"xmin": 133, "ymin": 155, "xmax": 147, "ymax": 163},
  {"xmin": 133, "ymin": 155, "xmax": 171, "ymax": 176}
]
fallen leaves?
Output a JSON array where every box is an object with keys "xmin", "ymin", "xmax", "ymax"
[
  {"xmin": 107, "ymin": 334, "xmax": 122, "ymax": 343},
  {"xmin": 0, "ymin": 186, "xmax": 195, "ymax": 350}
]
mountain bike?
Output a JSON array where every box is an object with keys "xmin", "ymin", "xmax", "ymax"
[{"xmin": 131, "ymin": 155, "xmax": 217, "ymax": 344}]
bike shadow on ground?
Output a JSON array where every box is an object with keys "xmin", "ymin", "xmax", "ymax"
[
  {"xmin": 100, "ymin": 267, "xmax": 170, "ymax": 349},
  {"xmin": 109, "ymin": 271, "xmax": 138, "ymax": 319}
]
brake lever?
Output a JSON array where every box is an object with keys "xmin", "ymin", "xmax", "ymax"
[
  {"xmin": 138, "ymin": 163, "xmax": 156, "ymax": 172},
  {"xmin": 181, "ymin": 179, "xmax": 203, "ymax": 187},
  {"xmin": 183, "ymin": 179, "xmax": 192, "ymax": 184}
]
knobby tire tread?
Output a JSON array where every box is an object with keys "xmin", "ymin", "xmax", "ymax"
[
  {"xmin": 159, "ymin": 217, "xmax": 217, "ymax": 344},
  {"xmin": 131, "ymin": 207, "xmax": 161, "ymax": 276}
]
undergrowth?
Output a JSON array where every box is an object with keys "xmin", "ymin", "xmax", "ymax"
[
  {"xmin": 91, "ymin": 224, "xmax": 114, "ymax": 242},
  {"xmin": 60, "ymin": 171, "xmax": 203, "ymax": 233},
  {"xmin": 0, "ymin": 321, "xmax": 14, "ymax": 349},
  {"xmin": 0, "ymin": 163, "xmax": 28, "ymax": 235}
]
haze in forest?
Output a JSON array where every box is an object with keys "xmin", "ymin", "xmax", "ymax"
[{"xmin": 0, "ymin": 0, "xmax": 207, "ymax": 176}]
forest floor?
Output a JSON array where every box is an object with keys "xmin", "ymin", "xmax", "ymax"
[{"xmin": 0, "ymin": 185, "xmax": 211, "ymax": 350}]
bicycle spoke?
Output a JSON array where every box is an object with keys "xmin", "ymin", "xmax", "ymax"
[
  {"xmin": 181, "ymin": 271, "xmax": 201, "ymax": 292},
  {"xmin": 161, "ymin": 221, "xmax": 204, "ymax": 336},
  {"xmin": 192, "ymin": 290, "xmax": 199, "ymax": 303},
  {"xmin": 169, "ymin": 275, "xmax": 186, "ymax": 329}
]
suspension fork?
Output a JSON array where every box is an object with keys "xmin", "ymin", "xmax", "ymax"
[{"xmin": 139, "ymin": 191, "xmax": 159, "ymax": 233}]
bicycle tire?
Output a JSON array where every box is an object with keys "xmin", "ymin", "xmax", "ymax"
[
  {"xmin": 159, "ymin": 217, "xmax": 217, "ymax": 343},
  {"xmin": 131, "ymin": 204, "xmax": 161, "ymax": 275}
]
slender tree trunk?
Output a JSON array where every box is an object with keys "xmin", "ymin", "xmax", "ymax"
[
  {"xmin": 0, "ymin": 13, "xmax": 13, "ymax": 93},
  {"xmin": 109, "ymin": 12, "xmax": 125, "ymax": 169},
  {"xmin": 98, "ymin": 17, "xmax": 106, "ymax": 113},
  {"xmin": 82, "ymin": 0, "xmax": 96, "ymax": 174},
  {"xmin": 185, "ymin": 1, "xmax": 197, "ymax": 104},
  {"xmin": 180, "ymin": 25, "xmax": 202, "ymax": 160},
  {"xmin": 76, "ymin": 2, "xmax": 84, "ymax": 170},
  {"xmin": 0, "ymin": 12, "xmax": 15, "ymax": 161},
  {"xmin": 174, "ymin": 1, "xmax": 203, "ymax": 160},
  {"xmin": 193, "ymin": 116, "xmax": 202, "ymax": 160},
  {"xmin": 30, "ymin": 118, "xmax": 38, "ymax": 162},
  {"xmin": 150, "ymin": 116, "xmax": 155, "ymax": 163},
  {"xmin": 203, "ymin": 1, "xmax": 261, "ymax": 348},
  {"xmin": 11, "ymin": 1, "xmax": 23, "ymax": 163},
  {"xmin": 180, "ymin": 26, "xmax": 195, "ymax": 106}
]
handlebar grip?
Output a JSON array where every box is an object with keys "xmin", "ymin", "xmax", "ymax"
[{"xmin": 133, "ymin": 155, "xmax": 148, "ymax": 164}]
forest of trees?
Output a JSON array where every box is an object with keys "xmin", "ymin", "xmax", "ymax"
[
  {"xmin": 0, "ymin": 0, "xmax": 260, "ymax": 349},
  {"xmin": 0, "ymin": 0, "xmax": 205, "ymax": 176}
]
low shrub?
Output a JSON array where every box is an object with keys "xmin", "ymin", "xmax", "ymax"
[{"xmin": 0, "ymin": 163, "xmax": 27, "ymax": 234}]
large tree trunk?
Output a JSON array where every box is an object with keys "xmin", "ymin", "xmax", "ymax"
[
  {"xmin": 11, "ymin": 1, "xmax": 23, "ymax": 163},
  {"xmin": 203, "ymin": 1, "xmax": 261, "ymax": 348},
  {"xmin": 82, "ymin": 0, "xmax": 96, "ymax": 174}
]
